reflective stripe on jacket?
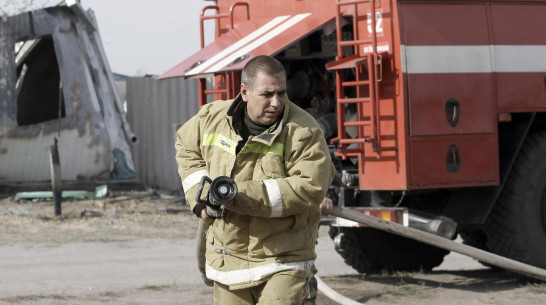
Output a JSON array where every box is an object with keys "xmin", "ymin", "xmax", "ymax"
[{"xmin": 175, "ymin": 95, "xmax": 335, "ymax": 289}]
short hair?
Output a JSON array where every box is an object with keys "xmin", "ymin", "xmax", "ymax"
[{"xmin": 241, "ymin": 55, "xmax": 286, "ymax": 89}]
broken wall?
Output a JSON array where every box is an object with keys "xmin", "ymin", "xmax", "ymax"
[{"xmin": 0, "ymin": 3, "xmax": 136, "ymax": 187}]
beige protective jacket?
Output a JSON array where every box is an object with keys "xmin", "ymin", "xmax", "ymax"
[{"xmin": 175, "ymin": 95, "xmax": 335, "ymax": 289}]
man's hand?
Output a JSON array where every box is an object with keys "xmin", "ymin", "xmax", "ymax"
[
  {"xmin": 200, "ymin": 208, "xmax": 214, "ymax": 224},
  {"xmin": 221, "ymin": 200, "xmax": 236, "ymax": 213},
  {"xmin": 320, "ymin": 197, "xmax": 333, "ymax": 216}
]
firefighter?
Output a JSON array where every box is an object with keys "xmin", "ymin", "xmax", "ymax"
[{"xmin": 175, "ymin": 55, "xmax": 335, "ymax": 305}]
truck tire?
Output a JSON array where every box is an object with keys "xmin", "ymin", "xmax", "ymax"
[
  {"xmin": 329, "ymin": 226, "xmax": 380, "ymax": 273},
  {"xmin": 485, "ymin": 132, "xmax": 546, "ymax": 269},
  {"xmin": 459, "ymin": 229, "xmax": 489, "ymax": 251},
  {"xmin": 459, "ymin": 229, "xmax": 496, "ymax": 269},
  {"xmin": 329, "ymin": 226, "xmax": 449, "ymax": 273}
]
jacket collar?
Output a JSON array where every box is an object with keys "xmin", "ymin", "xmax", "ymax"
[{"xmin": 226, "ymin": 93, "xmax": 291, "ymax": 146}]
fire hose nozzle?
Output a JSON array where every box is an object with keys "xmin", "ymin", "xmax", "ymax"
[{"xmin": 195, "ymin": 176, "xmax": 238, "ymax": 217}]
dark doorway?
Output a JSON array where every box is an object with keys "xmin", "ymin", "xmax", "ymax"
[{"xmin": 16, "ymin": 36, "xmax": 65, "ymax": 126}]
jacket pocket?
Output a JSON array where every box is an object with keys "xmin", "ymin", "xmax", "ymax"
[
  {"xmin": 260, "ymin": 153, "xmax": 286, "ymax": 179},
  {"xmin": 262, "ymin": 231, "xmax": 308, "ymax": 256}
]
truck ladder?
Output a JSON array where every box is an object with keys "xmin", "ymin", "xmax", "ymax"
[
  {"xmin": 198, "ymin": 2, "xmax": 249, "ymax": 107},
  {"xmin": 327, "ymin": 0, "xmax": 383, "ymax": 159}
]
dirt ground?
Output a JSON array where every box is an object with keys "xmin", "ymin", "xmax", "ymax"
[{"xmin": 0, "ymin": 189, "xmax": 544, "ymax": 305}]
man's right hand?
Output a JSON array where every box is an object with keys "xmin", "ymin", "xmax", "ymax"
[{"xmin": 200, "ymin": 208, "xmax": 214, "ymax": 224}]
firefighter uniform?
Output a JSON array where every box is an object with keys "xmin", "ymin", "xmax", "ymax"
[{"xmin": 176, "ymin": 94, "xmax": 335, "ymax": 301}]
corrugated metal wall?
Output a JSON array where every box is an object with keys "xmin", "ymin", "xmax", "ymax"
[{"xmin": 126, "ymin": 76, "xmax": 200, "ymax": 192}]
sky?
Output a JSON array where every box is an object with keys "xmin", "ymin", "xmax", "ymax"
[{"xmin": 80, "ymin": 0, "xmax": 213, "ymax": 76}]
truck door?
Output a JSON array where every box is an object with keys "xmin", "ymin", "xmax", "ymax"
[{"xmin": 400, "ymin": 2, "xmax": 499, "ymax": 188}]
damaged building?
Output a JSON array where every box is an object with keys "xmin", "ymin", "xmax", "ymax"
[{"xmin": 0, "ymin": 1, "xmax": 137, "ymax": 190}]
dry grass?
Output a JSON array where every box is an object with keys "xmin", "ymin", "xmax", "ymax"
[{"xmin": 0, "ymin": 190, "xmax": 197, "ymax": 245}]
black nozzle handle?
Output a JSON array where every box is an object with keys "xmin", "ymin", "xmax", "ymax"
[{"xmin": 195, "ymin": 176, "xmax": 212, "ymax": 205}]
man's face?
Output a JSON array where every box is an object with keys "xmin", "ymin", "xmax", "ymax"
[{"xmin": 241, "ymin": 72, "xmax": 286, "ymax": 126}]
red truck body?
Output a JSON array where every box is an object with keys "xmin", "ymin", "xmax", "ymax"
[{"xmin": 161, "ymin": 0, "xmax": 546, "ymax": 272}]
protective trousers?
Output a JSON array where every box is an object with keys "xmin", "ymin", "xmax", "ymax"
[{"xmin": 213, "ymin": 271, "xmax": 306, "ymax": 305}]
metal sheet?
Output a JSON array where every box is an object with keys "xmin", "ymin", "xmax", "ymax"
[
  {"xmin": 158, "ymin": 11, "xmax": 336, "ymax": 79},
  {"xmin": 126, "ymin": 76, "xmax": 200, "ymax": 191}
]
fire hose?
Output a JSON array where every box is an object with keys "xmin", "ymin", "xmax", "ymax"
[
  {"xmin": 331, "ymin": 206, "xmax": 546, "ymax": 282},
  {"xmin": 316, "ymin": 206, "xmax": 546, "ymax": 305},
  {"xmin": 196, "ymin": 219, "xmax": 214, "ymax": 287},
  {"xmin": 195, "ymin": 183, "xmax": 546, "ymax": 303}
]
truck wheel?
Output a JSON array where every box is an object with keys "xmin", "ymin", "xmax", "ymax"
[
  {"xmin": 485, "ymin": 132, "xmax": 546, "ymax": 269},
  {"xmin": 459, "ymin": 229, "xmax": 489, "ymax": 251},
  {"xmin": 329, "ymin": 226, "xmax": 449, "ymax": 273},
  {"xmin": 329, "ymin": 226, "xmax": 380, "ymax": 273},
  {"xmin": 459, "ymin": 229, "xmax": 496, "ymax": 268}
]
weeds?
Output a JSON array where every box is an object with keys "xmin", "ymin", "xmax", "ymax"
[
  {"xmin": 0, "ymin": 294, "xmax": 68, "ymax": 303},
  {"xmin": 138, "ymin": 284, "xmax": 171, "ymax": 291},
  {"xmin": 526, "ymin": 282, "xmax": 546, "ymax": 294}
]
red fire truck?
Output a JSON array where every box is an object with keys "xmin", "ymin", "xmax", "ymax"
[{"xmin": 160, "ymin": 0, "xmax": 546, "ymax": 273}]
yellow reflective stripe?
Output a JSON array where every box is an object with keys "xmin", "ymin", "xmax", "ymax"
[
  {"xmin": 202, "ymin": 134, "xmax": 285, "ymax": 158},
  {"xmin": 244, "ymin": 142, "xmax": 284, "ymax": 158},
  {"xmin": 202, "ymin": 133, "xmax": 236, "ymax": 155}
]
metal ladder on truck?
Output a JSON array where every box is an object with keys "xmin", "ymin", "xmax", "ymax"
[
  {"xmin": 327, "ymin": 0, "xmax": 390, "ymax": 160},
  {"xmin": 197, "ymin": 1, "xmax": 250, "ymax": 107}
]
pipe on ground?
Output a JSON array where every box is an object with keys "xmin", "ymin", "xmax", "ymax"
[{"xmin": 332, "ymin": 206, "xmax": 546, "ymax": 282}]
